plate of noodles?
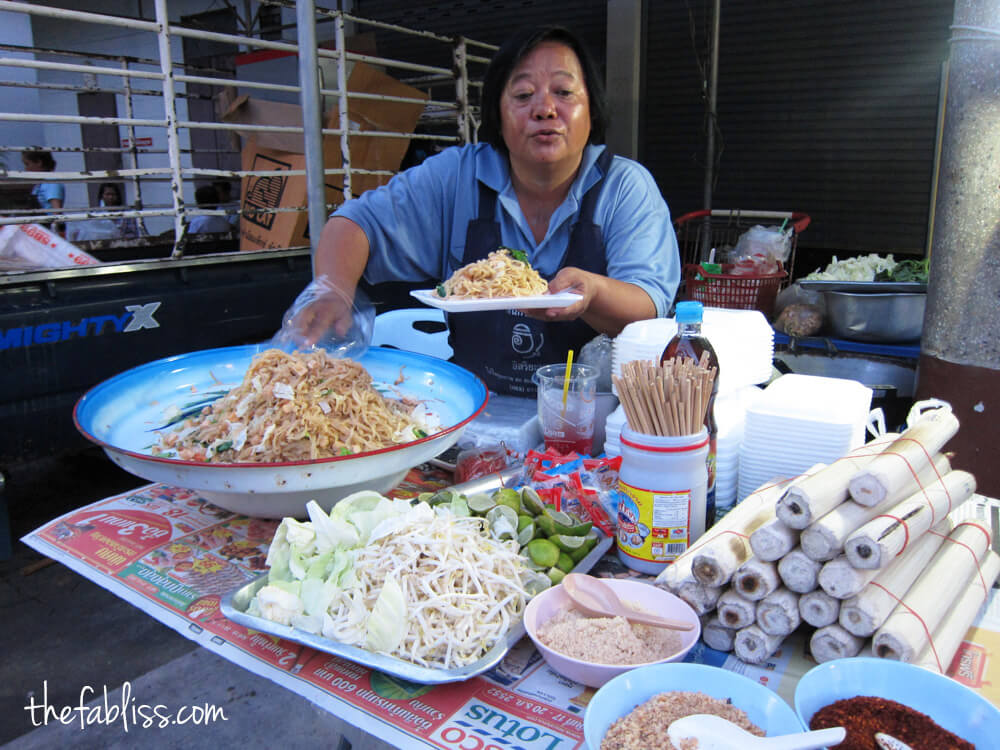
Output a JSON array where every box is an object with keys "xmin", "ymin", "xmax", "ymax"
[
  {"xmin": 410, "ymin": 288, "xmax": 582, "ymax": 312},
  {"xmin": 410, "ymin": 247, "xmax": 582, "ymax": 312},
  {"xmin": 74, "ymin": 345, "xmax": 488, "ymax": 518}
]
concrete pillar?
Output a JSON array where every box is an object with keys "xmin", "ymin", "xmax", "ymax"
[
  {"xmin": 917, "ymin": 0, "xmax": 1000, "ymax": 495},
  {"xmin": 605, "ymin": 0, "xmax": 643, "ymax": 159}
]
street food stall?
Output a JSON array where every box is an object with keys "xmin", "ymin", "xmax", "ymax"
[{"xmin": 6, "ymin": 2, "xmax": 1000, "ymax": 749}]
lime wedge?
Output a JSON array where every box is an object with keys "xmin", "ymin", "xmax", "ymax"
[
  {"xmin": 556, "ymin": 552, "xmax": 575, "ymax": 574},
  {"xmin": 525, "ymin": 538, "xmax": 560, "ymax": 568},
  {"xmin": 534, "ymin": 515, "xmax": 557, "ymax": 537},
  {"xmin": 521, "ymin": 569, "xmax": 552, "ymax": 596},
  {"xmin": 568, "ymin": 534, "xmax": 599, "ymax": 563},
  {"xmin": 544, "ymin": 508, "xmax": 592, "ymax": 536},
  {"xmin": 547, "ymin": 567, "xmax": 566, "ymax": 585},
  {"xmin": 492, "ymin": 488, "xmax": 522, "ymax": 512},
  {"xmin": 516, "ymin": 523, "xmax": 535, "ymax": 547},
  {"xmin": 466, "ymin": 494, "xmax": 496, "ymax": 515},
  {"xmin": 428, "ymin": 489, "xmax": 459, "ymax": 505},
  {"xmin": 551, "ymin": 534, "xmax": 588, "ymax": 554},
  {"xmin": 520, "ymin": 555, "xmax": 548, "ymax": 572},
  {"xmin": 520, "ymin": 487, "xmax": 546, "ymax": 515},
  {"xmin": 487, "ymin": 505, "xmax": 518, "ymax": 540}
]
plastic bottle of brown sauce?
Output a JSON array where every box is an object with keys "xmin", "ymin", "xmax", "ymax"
[{"xmin": 661, "ymin": 300, "xmax": 719, "ymax": 526}]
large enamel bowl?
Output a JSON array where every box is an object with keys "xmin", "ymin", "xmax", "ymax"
[{"xmin": 74, "ymin": 345, "xmax": 487, "ymax": 518}]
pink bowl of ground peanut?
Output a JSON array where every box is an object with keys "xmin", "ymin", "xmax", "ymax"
[{"xmin": 523, "ymin": 577, "xmax": 701, "ymax": 688}]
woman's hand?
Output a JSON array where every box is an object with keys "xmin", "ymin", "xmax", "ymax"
[
  {"xmin": 524, "ymin": 265, "xmax": 657, "ymax": 336},
  {"xmin": 289, "ymin": 279, "xmax": 356, "ymax": 346},
  {"xmin": 524, "ymin": 265, "xmax": 594, "ymax": 322}
]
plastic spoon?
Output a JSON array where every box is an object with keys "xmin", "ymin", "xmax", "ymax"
[
  {"xmin": 560, "ymin": 573, "xmax": 695, "ymax": 631},
  {"xmin": 668, "ymin": 714, "xmax": 846, "ymax": 750}
]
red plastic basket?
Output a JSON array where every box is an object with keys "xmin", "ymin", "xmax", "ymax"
[
  {"xmin": 683, "ymin": 263, "xmax": 788, "ymax": 318},
  {"xmin": 673, "ymin": 209, "xmax": 811, "ymax": 278}
]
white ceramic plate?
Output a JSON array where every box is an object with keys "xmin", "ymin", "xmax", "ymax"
[
  {"xmin": 74, "ymin": 345, "xmax": 488, "ymax": 518},
  {"xmin": 410, "ymin": 288, "xmax": 582, "ymax": 312}
]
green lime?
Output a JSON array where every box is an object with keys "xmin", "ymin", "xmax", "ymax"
[
  {"xmin": 487, "ymin": 505, "xmax": 518, "ymax": 540},
  {"xmin": 521, "ymin": 569, "xmax": 552, "ymax": 596},
  {"xmin": 432, "ymin": 489, "xmax": 463, "ymax": 505},
  {"xmin": 534, "ymin": 515, "xmax": 557, "ymax": 537},
  {"xmin": 517, "ymin": 515, "xmax": 535, "ymax": 532},
  {"xmin": 416, "ymin": 491, "xmax": 435, "ymax": 505},
  {"xmin": 525, "ymin": 538, "xmax": 561, "ymax": 568},
  {"xmin": 466, "ymin": 494, "xmax": 496, "ymax": 515},
  {"xmin": 516, "ymin": 523, "xmax": 535, "ymax": 547},
  {"xmin": 520, "ymin": 487, "xmax": 546, "ymax": 516},
  {"xmin": 551, "ymin": 534, "xmax": 588, "ymax": 553},
  {"xmin": 543, "ymin": 508, "xmax": 592, "ymax": 536},
  {"xmin": 556, "ymin": 552, "xmax": 575, "ymax": 573},
  {"xmin": 547, "ymin": 567, "xmax": 566, "ymax": 585},
  {"xmin": 568, "ymin": 535, "xmax": 599, "ymax": 563},
  {"xmin": 520, "ymin": 555, "xmax": 548, "ymax": 572},
  {"xmin": 492, "ymin": 488, "xmax": 522, "ymax": 511}
]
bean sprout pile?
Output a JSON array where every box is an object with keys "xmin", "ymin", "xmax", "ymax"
[{"xmin": 322, "ymin": 509, "xmax": 529, "ymax": 669}]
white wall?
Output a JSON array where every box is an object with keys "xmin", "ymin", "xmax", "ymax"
[{"xmin": 0, "ymin": 10, "xmax": 43, "ymax": 170}]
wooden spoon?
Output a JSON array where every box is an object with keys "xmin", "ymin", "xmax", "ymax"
[{"xmin": 560, "ymin": 573, "xmax": 695, "ymax": 631}]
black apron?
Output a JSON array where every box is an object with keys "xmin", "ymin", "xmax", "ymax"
[{"xmin": 448, "ymin": 148, "xmax": 612, "ymax": 395}]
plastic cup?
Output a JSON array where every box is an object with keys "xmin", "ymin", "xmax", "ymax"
[{"xmin": 532, "ymin": 363, "xmax": 599, "ymax": 455}]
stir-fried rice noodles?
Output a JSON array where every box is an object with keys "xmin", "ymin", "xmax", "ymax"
[
  {"xmin": 436, "ymin": 248, "xmax": 548, "ymax": 299},
  {"xmin": 153, "ymin": 348, "xmax": 428, "ymax": 463},
  {"xmin": 323, "ymin": 510, "xmax": 529, "ymax": 669}
]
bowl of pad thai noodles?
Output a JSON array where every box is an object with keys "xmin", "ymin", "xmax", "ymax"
[{"xmin": 74, "ymin": 345, "xmax": 488, "ymax": 518}]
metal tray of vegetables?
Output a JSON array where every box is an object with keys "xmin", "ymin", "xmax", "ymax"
[{"xmin": 221, "ymin": 482, "xmax": 612, "ymax": 685}]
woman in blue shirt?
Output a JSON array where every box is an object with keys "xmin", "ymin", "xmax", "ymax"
[{"xmin": 303, "ymin": 26, "xmax": 680, "ymax": 394}]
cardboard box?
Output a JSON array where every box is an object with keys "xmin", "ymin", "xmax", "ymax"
[{"xmin": 224, "ymin": 62, "xmax": 428, "ymax": 251}]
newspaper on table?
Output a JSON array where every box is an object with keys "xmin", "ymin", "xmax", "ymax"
[{"xmin": 22, "ymin": 476, "xmax": 1000, "ymax": 749}]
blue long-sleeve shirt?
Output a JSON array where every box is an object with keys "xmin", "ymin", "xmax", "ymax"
[{"xmin": 335, "ymin": 143, "xmax": 680, "ymax": 317}]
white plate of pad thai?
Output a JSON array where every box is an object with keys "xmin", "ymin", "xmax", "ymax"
[
  {"xmin": 410, "ymin": 247, "xmax": 582, "ymax": 312},
  {"xmin": 410, "ymin": 288, "xmax": 582, "ymax": 313},
  {"xmin": 74, "ymin": 345, "xmax": 488, "ymax": 518}
]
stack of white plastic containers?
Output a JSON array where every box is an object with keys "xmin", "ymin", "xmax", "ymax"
[
  {"xmin": 608, "ymin": 309, "xmax": 775, "ymax": 510},
  {"xmin": 738, "ymin": 373, "xmax": 873, "ymax": 501}
]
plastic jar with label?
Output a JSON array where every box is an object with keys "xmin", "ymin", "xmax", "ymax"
[{"xmin": 616, "ymin": 425, "xmax": 709, "ymax": 575}]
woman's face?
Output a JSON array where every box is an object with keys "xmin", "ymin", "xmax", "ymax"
[
  {"xmin": 22, "ymin": 156, "xmax": 42, "ymax": 172},
  {"xmin": 500, "ymin": 41, "xmax": 591, "ymax": 176},
  {"xmin": 101, "ymin": 186, "xmax": 121, "ymax": 206}
]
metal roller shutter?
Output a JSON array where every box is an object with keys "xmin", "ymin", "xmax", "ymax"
[{"xmin": 644, "ymin": 0, "xmax": 954, "ymax": 258}]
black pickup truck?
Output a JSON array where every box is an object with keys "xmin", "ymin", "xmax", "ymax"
[{"xmin": 0, "ymin": 239, "xmax": 313, "ymax": 468}]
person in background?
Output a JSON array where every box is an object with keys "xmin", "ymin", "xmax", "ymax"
[
  {"xmin": 188, "ymin": 184, "xmax": 234, "ymax": 234},
  {"xmin": 212, "ymin": 180, "xmax": 240, "ymax": 228},
  {"xmin": 101, "ymin": 183, "xmax": 141, "ymax": 238},
  {"xmin": 22, "ymin": 149, "xmax": 65, "ymax": 234},
  {"xmin": 297, "ymin": 25, "xmax": 681, "ymax": 395}
]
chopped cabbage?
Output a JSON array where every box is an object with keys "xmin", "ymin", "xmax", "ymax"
[{"xmin": 805, "ymin": 253, "xmax": 899, "ymax": 281}]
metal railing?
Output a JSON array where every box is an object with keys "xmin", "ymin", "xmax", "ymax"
[{"xmin": 0, "ymin": 0, "xmax": 495, "ymax": 260}]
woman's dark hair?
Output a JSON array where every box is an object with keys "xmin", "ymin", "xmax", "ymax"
[
  {"xmin": 97, "ymin": 182, "xmax": 123, "ymax": 205},
  {"xmin": 22, "ymin": 149, "xmax": 56, "ymax": 171},
  {"xmin": 479, "ymin": 26, "xmax": 608, "ymax": 154}
]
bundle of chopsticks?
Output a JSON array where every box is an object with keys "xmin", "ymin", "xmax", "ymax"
[{"xmin": 612, "ymin": 354, "xmax": 716, "ymax": 436}]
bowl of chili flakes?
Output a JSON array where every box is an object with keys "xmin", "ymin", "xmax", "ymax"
[{"xmin": 795, "ymin": 657, "xmax": 1000, "ymax": 750}]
